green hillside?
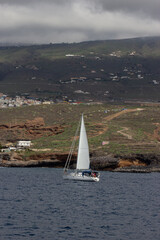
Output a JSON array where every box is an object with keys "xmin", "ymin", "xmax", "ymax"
[
  {"xmin": 0, "ymin": 103, "xmax": 160, "ymax": 156},
  {"xmin": 0, "ymin": 37, "xmax": 160, "ymax": 102},
  {"xmin": 1, "ymin": 37, "xmax": 160, "ymax": 63}
]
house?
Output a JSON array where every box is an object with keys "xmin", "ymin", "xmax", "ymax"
[
  {"xmin": 1, "ymin": 144, "xmax": 17, "ymax": 152},
  {"xmin": 65, "ymin": 54, "xmax": 75, "ymax": 57},
  {"xmin": 42, "ymin": 101, "xmax": 51, "ymax": 105},
  {"xmin": 153, "ymin": 80, "xmax": 159, "ymax": 85},
  {"xmin": 9, "ymin": 147, "xmax": 17, "ymax": 151},
  {"xmin": 17, "ymin": 140, "xmax": 31, "ymax": 148},
  {"xmin": 1, "ymin": 148, "xmax": 11, "ymax": 153}
]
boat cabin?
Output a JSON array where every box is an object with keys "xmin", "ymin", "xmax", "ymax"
[{"xmin": 81, "ymin": 170, "xmax": 99, "ymax": 177}]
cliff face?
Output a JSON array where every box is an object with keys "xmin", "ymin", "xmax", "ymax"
[
  {"xmin": 1, "ymin": 152, "xmax": 160, "ymax": 172},
  {"xmin": 113, "ymin": 153, "xmax": 160, "ymax": 172},
  {"xmin": 0, "ymin": 152, "xmax": 69, "ymax": 168},
  {"xmin": 0, "ymin": 117, "xmax": 64, "ymax": 141}
]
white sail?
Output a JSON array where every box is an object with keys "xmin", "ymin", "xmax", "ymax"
[{"xmin": 76, "ymin": 114, "xmax": 90, "ymax": 170}]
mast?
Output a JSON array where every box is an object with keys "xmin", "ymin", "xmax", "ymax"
[{"xmin": 76, "ymin": 114, "xmax": 90, "ymax": 170}]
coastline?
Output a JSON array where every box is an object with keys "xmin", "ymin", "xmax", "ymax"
[{"xmin": 0, "ymin": 152, "xmax": 160, "ymax": 173}]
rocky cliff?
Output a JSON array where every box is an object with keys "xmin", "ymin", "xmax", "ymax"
[
  {"xmin": 0, "ymin": 117, "xmax": 64, "ymax": 142},
  {"xmin": 1, "ymin": 152, "xmax": 160, "ymax": 172}
]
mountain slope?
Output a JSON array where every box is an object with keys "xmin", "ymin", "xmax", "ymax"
[{"xmin": 0, "ymin": 37, "xmax": 160, "ymax": 102}]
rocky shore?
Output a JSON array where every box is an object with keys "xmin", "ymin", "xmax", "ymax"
[{"xmin": 0, "ymin": 152, "xmax": 160, "ymax": 172}]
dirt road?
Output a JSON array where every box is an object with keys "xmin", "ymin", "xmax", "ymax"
[
  {"xmin": 93, "ymin": 108, "xmax": 144, "ymax": 137},
  {"xmin": 104, "ymin": 108, "xmax": 144, "ymax": 121}
]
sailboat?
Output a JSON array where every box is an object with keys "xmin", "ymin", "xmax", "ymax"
[{"xmin": 63, "ymin": 114, "xmax": 100, "ymax": 182}]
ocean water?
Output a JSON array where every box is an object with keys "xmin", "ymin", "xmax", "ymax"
[{"xmin": 0, "ymin": 168, "xmax": 159, "ymax": 240}]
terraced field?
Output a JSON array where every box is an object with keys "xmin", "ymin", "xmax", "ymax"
[{"xmin": 0, "ymin": 103, "xmax": 160, "ymax": 156}]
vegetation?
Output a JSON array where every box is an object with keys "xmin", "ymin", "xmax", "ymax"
[
  {"xmin": 0, "ymin": 37, "xmax": 160, "ymax": 101},
  {"xmin": 0, "ymin": 103, "xmax": 160, "ymax": 156},
  {"xmin": 0, "ymin": 37, "xmax": 160, "ymax": 156}
]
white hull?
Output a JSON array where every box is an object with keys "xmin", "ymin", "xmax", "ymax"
[{"xmin": 63, "ymin": 171, "xmax": 100, "ymax": 182}]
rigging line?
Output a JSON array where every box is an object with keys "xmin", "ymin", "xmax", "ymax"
[
  {"xmin": 64, "ymin": 120, "xmax": 80, "ymax": 171},
  {"xmin": 63, "ymin": 118, "xmax": 81, "ymax": 172}
]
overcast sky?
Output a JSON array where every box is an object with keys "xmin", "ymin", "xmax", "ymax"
[{"xmin": 0, "ymin": 0, "xmax": 160, "ymax": 44}]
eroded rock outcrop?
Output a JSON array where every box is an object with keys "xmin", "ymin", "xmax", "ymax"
[
  {"xmin": 114, "ymin": 153, "xmax": 160, "ymax": 172},
  {"xmin": 90, "ymin": 155, "xmax": 119, "ymax": 170},
  {"xmin": 0, "ymin": 117, "xmax": 64, "ymax": 140},
  {"xmin": 0, "ymin": 152, "xmax": 160, "ymax": 172},
  {"xmin": 0, "ymin": 152, "xmax": 69, "ymax": 168}
]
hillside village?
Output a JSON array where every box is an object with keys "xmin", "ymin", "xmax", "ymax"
[
  {"xmin": 62, "ymin": 50, "xmax": 160, "ymax": 88},
  {"xmin": 58, "ymin": 60, "xmax": 159, "ymax": 87},
  {"xmin": 0, "ymin": 93, "xmax": 95, "ymax": 108},
  {"xmin": 1, "ymin": 55, "xmax": 159, "ymax": 108},
  {"xmin": 0, "ymin": 37, "xmax": 160, "ymax": 102},
  {"xmin": 0, "ymin": 94, "xmax": 42, "ymax": 108}
]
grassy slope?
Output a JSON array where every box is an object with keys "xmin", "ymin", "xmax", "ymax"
[
  {"xmin": 36, "ymin": 37, "xmax": 160, "ymax": 59},
  {"xmin": 0, "ymin": 37, "xmax": 160, "ymax": 101},
  {"xmin": 0, "ymin": 37, "xmax": 160, "ymax": 64},
  {"xmin": 0, "ymin": 103, "xmax": 160, "ymax": 155}
]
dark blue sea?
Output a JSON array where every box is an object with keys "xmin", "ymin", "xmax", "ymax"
[{"xmin": 0, "ymin": 168, "xmax": 159, "ymax": 240}]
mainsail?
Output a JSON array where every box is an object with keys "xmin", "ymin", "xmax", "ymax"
[{"xmin": 76, "ymin": 115, "xmax": 90, "ymax": 170}]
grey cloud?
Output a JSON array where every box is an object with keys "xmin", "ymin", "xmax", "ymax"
[
  {"xmin": 1, "ymin": 0, "xmax": 160, "ymax": 19},
  {"xmin": 0, "ymin": 0, "xmax": 72, "ymax": 5},
  {"xmin": 0, "ymin": 0, "xmax": 160, "ymax": 44},
  {"xmin": 97, "ymin": 0, "xmax": 160, "ymax": 20}
]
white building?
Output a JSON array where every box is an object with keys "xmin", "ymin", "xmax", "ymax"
[{"xmin": 17, "ymin": 140, "xmax": 31, "ymax": 148}]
